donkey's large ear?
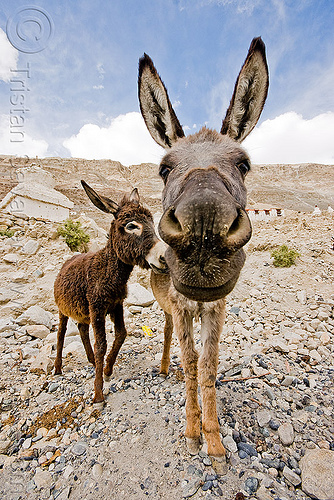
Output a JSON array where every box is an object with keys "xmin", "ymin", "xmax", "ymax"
[
  {"xmin": 129, "ymin": 188, "xmax": 140, "ymax": 205},
  {"xmin": 221, "ymin": 37, "xmax": 269, "ymax": 143},
  {"xmin": 81, "ymin": 180, "xmax": 119, "ymax": 215},
  {"xmin": 138, "ymin": 53, "xmax": 185, "ymax": 148}
]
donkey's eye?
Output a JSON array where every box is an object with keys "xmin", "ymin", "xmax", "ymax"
[
  {"xmin": 237, "ymin": 160, "xmax": 250, "ymax": 176},
  {"xmin": 125, "ymin": 222, "xmax": 139, "ymax": 230},
  {"xmin": 125, "ymin": 221, "xmax": 143, "ymax": 234},
  {"xmin": 159, "ymin": 164, "xmax": 172, "ymax": 182}
]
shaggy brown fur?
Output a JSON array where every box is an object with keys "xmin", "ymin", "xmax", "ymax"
[
  {"xmin": 54, "ymin": 182, "xmax": 166, "ymax": 403},
  {"xmin": 139, "ymin": 38, "xmax": 269, "ymax": 457}
]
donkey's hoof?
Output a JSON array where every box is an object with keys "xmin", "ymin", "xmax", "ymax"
[
  {"xmin": 211, "ymin": 457, "xmax": 228, "ymax": 476},
  {"xmin": 104, "ymin": 374, "xmax": 111, "ymax": 382},
  {"xmin": 186, "ymin": 437, "xmax": 201, "ymax": 456},
  {"xmin": 93, "ymin": 401, "xmax": 105, "ymax": 410}
]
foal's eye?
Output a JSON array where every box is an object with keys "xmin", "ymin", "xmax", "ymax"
[
  {"xmin": 237, "ymin": 160, "xmax": 250, "ymax": 176},
  {"xmin": 125, "ymin": 222, "xmax": 140, "ymax": 231},
  {"xmin": 159, "ymin": 164, "xmax": 172, "ymax": 182}
]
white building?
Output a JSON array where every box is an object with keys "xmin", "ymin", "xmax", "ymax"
[
  {"xmin": 0, "ymin": 165, "xmax": 73, "ymax": 222},
  {"xmin": 246, "ymin": 203, "xmax": 284, "ymax": 221}
]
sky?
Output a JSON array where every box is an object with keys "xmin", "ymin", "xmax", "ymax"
[{"xmin": 0, "ymin": 0, "xmax": 333, "ymax": 166}]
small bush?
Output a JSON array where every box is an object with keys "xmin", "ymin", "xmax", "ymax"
[
  {"xmin": 271, "ymin": 245, "xmax": 300, "ymax": 267},
  {"xmin": 57, "ymin": 219, "xmax": 90, "ymax": 252},
  {"xmin": 0, "ymin": 228, "xmax": 15, "ymax": 238}
]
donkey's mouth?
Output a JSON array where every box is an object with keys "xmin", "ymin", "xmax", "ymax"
[
  {"xmin": 172, "ymin": 276, "xmax": 238, "ymax": 302},
  {"xmin": 165, "ymin": 246, "xmax": 246, "ymax": 302},
  {"xmin": 149, "ymin": 262, "xmax": 169, "ymax": 275}
]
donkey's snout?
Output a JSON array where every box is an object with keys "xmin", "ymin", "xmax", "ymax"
[{"xmin": 146, "ymin": 240, "xmax": 168, "ymax": 274}]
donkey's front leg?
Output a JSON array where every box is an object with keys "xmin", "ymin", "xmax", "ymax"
[
  {"xmin": 172, "ymin": 304, "xmax": 201, "ymax": 455},
  {"xmin": 199, "ymin": 299, "xmax": 226, "ymax": 458},
  {"xmin": 90, "ymin": 308, "xmax": 107, "ymax": 404}
]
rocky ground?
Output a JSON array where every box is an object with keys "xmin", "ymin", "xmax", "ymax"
[{"xmin": 0, "ymin": 203, "xmax": 333, "ymax": 500}]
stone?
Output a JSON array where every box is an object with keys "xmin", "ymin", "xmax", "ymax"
[
  {"xmin": 238, "ymin": 442, "xmax": 258, "ymax": 457},
  {"xmin": 281, "ymin": 375, "xmax": 296, "ymax": 386},
  {"xmin": 300, "ymin": 449, "xmax": 334, "ymax": 500},
  {"xmin": 256, "ymin": 409, "xmax": 271, "ymax": 427},
  {"xmin": 22, "ymin": 437, "xmax": 32, "ymax": 449},
  {"xmin": 256, "ymin": 485, "xmax": 273, "ymax": 500},
  {"xmin": 30, "ymin": 344, "xmax": 53, "ymax": 374},
  {"xmin": 126, "ymin": 283, "xmax": 155, "ymax": 307},
  {"xmin": 16, "ymin": 305, "xmax": 53, "ymax": 329},
  {"xmin": 48, "ymin": 382, "xmax": 59, "ymax": 393},
  {"xmin": 63, "ymin": 341, "xmax": 85, "ymax": 356},
  {"xmin": 26, "ymin": 324, "xmax": 50, "ymax": 339},
  {"xmin": 297, "ymin": 290, "xmax": 307, "ymax": 304},
  {"xmin": 182, "ymin": 478, "xmax": 202, "ymax": 498},
  {"xmin": 309, "ymin": 349, "xmax": 321, "ymax": 363},
  {"xmin": 223, "ymin": 435, "xmax": 238, "ymax": 453},
  {"xmin": 3, "ymin": 253, "xmax": 19, "ymax": 264},
  {"xmin": 271, "ymin": 339, "xmax": 289, "ymax": 354},
  {"xmin": 283, "ymin": 466, "xmax": 301, "ymax": 486},
  {"xmin": 244, "ymin": 477, "xmax": 259, "ymax": 494},
  {"xmin": 278, "ymin": 422, "xmax": 294, "ymax": 446},
  {"xmin": 92, "ymin": 463, "xmax": 103, "ymax": 478},
  {"xmin": 71, "ymin": 441, "xmax": 87, "ymax": 456},
  {"xmin": 33, "ymin": 468, "xmax": 53, "ymax": 489},
  {"xmin": 21, "ymin": 239, "xmax": 40, "ymax": 255},
  {"xmin": 0, "ymin": 439, "xmax": 11, "ymax": 454},
  {"xmin": 20, "ymin": 387, "xmax": 30, "ymax": 399}
]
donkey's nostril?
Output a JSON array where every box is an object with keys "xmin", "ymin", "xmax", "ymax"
[
  {"xmin": 159, "ymin": 255, "xmax": 166, "ymax": 264},
  {"xmin": 225, "ymin": 208, "xmax": 252, "ymax": 249},
  {"xmin": 227, "ymin": 211, "xmax": 242, "ymax": 236},
  {"xmin": 159, "ymin": 206, "xmax": 184, "ymax": 245}
]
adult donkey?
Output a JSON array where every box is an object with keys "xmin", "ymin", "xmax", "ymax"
[{"xmin": 138, "ymin": 38, "xmax": 269, "ymax": 458}]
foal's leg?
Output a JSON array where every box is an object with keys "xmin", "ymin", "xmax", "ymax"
[
  {"xmin": 172, "ymin": 303, "xmax": 201, "ymax": 455},
  {"xmin": 199, "ymin": 299, "xmax": 226, "ymax": 457},
  {"xmin": 104, "ymin": 303, "xmax": 127, "ymax": 380},
  {"xmin": 54, "ymin": 312, "xmax": 68, "ymax": 374},
  {"xmin": 78, "ymin": 323, "xmax": 95, "ymax": 366},
  {"xmin": 160, "ymin": 312, "xmax": 173, "ymax": 376},
  {"xmin": 90, "ymin": 307, "xmax": 107, "ymax": 403}
]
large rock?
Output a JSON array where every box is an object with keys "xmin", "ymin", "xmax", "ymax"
[
  {"xmin": 126, "ymin": 283, "xmax": 155, "ymax": 307},
  {"xmin": 30, "ymin": 344, "xmax": 53, "ymax": 374},
  {"xmin": 21, "ymin": 239, "xmax": 40, "ymax": 255},
  {"xmin": 26, "ymin": 324, "xmax": 50, "ymax": 339},
  {"xmin": 16, "ymin": 305, "xmax": 53, "ymax": 329},
  {"xmin": 300, "ymin": 449, "xmax": 334, "ymax": 500}
]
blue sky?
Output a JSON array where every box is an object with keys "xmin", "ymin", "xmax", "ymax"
[{"xmin": 0, "ymin": 0, "xmax": 333, "ymax": 164}]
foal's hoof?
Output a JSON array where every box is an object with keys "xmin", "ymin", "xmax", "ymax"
[
  {"xmin": 93, "ymin": 401, "xmax": 105, "ymax": 410},
  {"xmin": 104, "ymin": 374, "xmax": 111, "ymax": 382},
  {"xmin": 186, "ymin": 437, "xmax": 201, "ymax": 456}
]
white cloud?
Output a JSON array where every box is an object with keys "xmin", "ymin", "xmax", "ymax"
[
  {"xmin": 0, "ymin": 28, "xmax": 18, "ymax": 82},
  {"xmin": 63, "ymin": 112, "xmax": 164, "ymax": 166},
  {"xmin": 0, "ymin": 114, "xmax": 49, "ymax": 157},
  {"xmin": 243, "ymin": 112, "xmax": 334, "ymax": 165}
]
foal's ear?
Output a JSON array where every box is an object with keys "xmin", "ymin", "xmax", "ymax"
[
  {"xmin": 221, "ymin": 37, "xmax": 269, "ymax": 143},
  {"xmin": 129, "ymin": 188, "xmax": 140, "ymax": 205},
  {"xmin": 138, "ymin": 53, "xmax": 185, "ymax": 148},
  {"xmin": 81, "ymin": 180, "xmax": 119, "ymax": 215}
]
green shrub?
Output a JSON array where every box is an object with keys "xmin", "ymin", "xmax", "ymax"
[
  {"xmin": 0, "ymin": 228, "xmax": 15, "ymax": 238},
  {"xmin": 57, "ymin": 219, "xmax": 90, "ymax": 252},
  {"xmin": 271, "ymin": 245, "xmax": 300, "ymax": 267}
]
